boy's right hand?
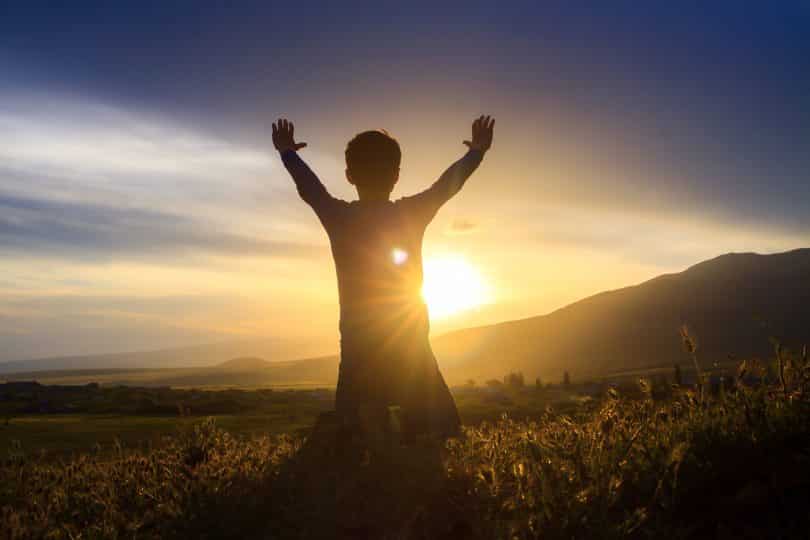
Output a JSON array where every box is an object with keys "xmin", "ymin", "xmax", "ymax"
[
  {"xmin": 272, "ymin": 118, "xmax": 308, "ymax": 153},
  {"xmin": 463, "ymin": 115, "xmax": 494, "ymax": 153}
]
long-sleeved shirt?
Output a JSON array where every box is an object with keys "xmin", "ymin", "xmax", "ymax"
[{"xmin": 280, "ymin": 148, "xmax": 483, "ymax": 345}]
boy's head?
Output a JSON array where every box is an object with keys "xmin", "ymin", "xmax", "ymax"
[{"xmin": 345, "ymin": 130, "xmax": 401, "ymax": 199}]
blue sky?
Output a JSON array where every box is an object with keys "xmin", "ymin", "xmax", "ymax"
[{"xmin": 1, "ymin": 2, "xmax": 809, "ymax": 362}]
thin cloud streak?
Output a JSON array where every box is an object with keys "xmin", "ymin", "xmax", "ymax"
[
  {"xmin": 445, "ymin": 218, "xmax": 480, "ymax": 235},
  {"xmin": 0, "ymin": 193, "xmax": 317, "ymax": 261}
]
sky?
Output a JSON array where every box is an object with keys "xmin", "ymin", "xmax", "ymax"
[{"xmin": 1, "ymin": 1, "xmax": 809, "ymax": 363}]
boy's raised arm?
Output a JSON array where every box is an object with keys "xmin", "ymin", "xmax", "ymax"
[
  {"xmin": 405, "ymin": 115, "xmax": 494, "ymax": 221},
  {"xmin": 273, "ymin": 118, "xmax": 337, "ymax": 215}
]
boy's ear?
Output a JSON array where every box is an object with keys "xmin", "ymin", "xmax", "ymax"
[{"xmin": 345, "ymin": 168, "xmax": 356, "ymax": 185}]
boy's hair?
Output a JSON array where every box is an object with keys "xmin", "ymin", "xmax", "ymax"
[{"xmin": 345, "ymin": 130, "xmax": 401, "ymax": 188}]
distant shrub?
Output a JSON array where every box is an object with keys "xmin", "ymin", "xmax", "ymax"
[
  {"xmin": 673, "ymin": 363, "xmax": 683, "ymax": 386},
  {"xmin": 504, "ymin": 371, "xmax": 525, "ymax": 389}
]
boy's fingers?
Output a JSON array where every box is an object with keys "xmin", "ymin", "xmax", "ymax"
[
  {"xmin": 294, "ymin": 142, "xmax": 307, "ymax": 150},
  {"xmin": 463, "ymin": 140, "xmax": 472, "ymax": 147},
  {"xmin": 290, "ymin": 122, "xmax": 295, "ymax": 135}
]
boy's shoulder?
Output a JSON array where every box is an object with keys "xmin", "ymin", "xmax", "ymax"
[
  {"xmin": 336, "ymin": 198, "xmax": 425, "ymax": 221},
  {"xmin": 337, "ymin": 198, "xmax": 418, "ymax": 223}
]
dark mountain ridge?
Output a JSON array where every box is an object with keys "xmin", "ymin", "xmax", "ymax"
[{"xmin": 432, "ymin": 249, "xmax": 810, "ymax": 382}]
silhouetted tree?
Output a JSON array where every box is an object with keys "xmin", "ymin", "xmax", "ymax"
[
  {"xmin": 535, "ymin": 377, "xmax": 543, "ymax": 391},
  {"xmin": 505, "ymin": 371, "xmax": 525, "ymax": 389},
  {"xmin": 651, "ymin": 375, "xmax": 672, "ymax": 400},
  {"xmin": 674, "ymin": 363, "xmax": 683, "ymax": 386},
  {"xmin": 485, "ymin": 379, "xmax": 503, "ymax": 389},
  {"xmin": 466, "ymin": 379, "xmax": 476, "ymax": 388},
  {"xmin": 563, "ymin": 371, "xmax": 571, "ymax": 387}
]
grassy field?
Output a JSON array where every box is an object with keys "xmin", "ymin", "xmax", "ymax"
[
  {"xmin": 3, "ymin": 347, "xmax": 810, "ymax": 539},
  {"xmin": 0, "ymin": 359, "xmax": 700, "ymax": 460},
  {"xmin": 0, "ymin": 383, "xmax": 336, "ymax": 458},
  {"xmin": 3, "ymin": 352, "xmax": 810, "ymax": 539},
  {"xmin": 1, "ymin": 414, "xmax": 319, "ymax": 457},
  {"xmin": 1, "ymin": 385, "xmax": 580, "ymax": 458}
]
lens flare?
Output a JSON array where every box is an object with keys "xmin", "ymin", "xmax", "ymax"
[{"xmin": 391, "ymin": 248, "xmax": 409, "ymax": 265}]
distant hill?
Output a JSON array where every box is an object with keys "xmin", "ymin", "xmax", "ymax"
[
  {"xmin": 2, "ymin": 356, "xmax": 338, "ymax": 388},
  {"xmin": 434, "ymin": 249, "xmax": 810, "ymax": 384},
  {"xmin": 217, "ymin": 357, "xmax": 272, "ymax": 370},
  {"xmin": 0, "ymin": 338, "xmax": 330, "ymax": 374}
]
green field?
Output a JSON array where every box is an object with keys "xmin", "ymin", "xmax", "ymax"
[
  {"xmin": 1, "ymin": 414, "xmax": 320, "ymax": 457},
  {"xmin": 0, "ymin": 362, "xmax": 691, "ymax": 460},
  {"xmin": 0, "ymin": 382, "xmax": 337, "ymax": 457},
  {"xmin": 1, "ymin": 384, "xmax": 583, "ymax": 457}
]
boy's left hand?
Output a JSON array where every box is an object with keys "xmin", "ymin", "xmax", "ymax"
[
  {"xmin": 463, "ymin": 115, "xmax": 494, "ymax": 153},
  {"xmin": 272, "ymin": 118, "xmax": 308, "ymax": 153}
]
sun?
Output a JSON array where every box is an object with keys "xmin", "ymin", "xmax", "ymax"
[{"xmin": 422, "ymin": 255, "xmax": 489, "ymax": 318}]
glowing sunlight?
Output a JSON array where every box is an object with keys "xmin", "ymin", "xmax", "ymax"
[{"xmin": 422, "ymin": 255, "xmax": 489, "ymax": 319}]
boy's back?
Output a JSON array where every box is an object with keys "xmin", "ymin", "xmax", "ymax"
[{"xmin": 273, "ymin": 117, "xmax": 494, "ymax": 437}]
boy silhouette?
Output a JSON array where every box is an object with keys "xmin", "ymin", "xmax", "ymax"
[{"xmin": 273, "ymin": 115, "xmax": 494, "ymax": 438}]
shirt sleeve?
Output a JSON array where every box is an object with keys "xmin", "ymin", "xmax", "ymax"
[
  {"xmin": 396, "ymin": 149, "xmax": 483, "ymax": 225},
  {"xmin": 280, "ymin": 149, "xmax": 345, "ymax": 230}
]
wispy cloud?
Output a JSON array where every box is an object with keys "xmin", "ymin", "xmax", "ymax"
[
  {"xmin": 445, "ymin": 218, "xmax": 480, "ymax": 235},
  {"xmin": 0, "ymin": 94, "xmax": 337, "ymax": 262}
]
